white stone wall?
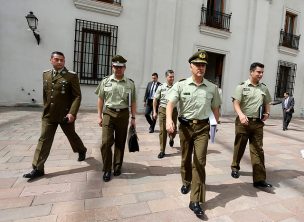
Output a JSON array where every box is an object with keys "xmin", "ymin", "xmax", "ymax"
[{"xmin": 0, "ymin": 0, "xmax": 303, "ymax": 116}]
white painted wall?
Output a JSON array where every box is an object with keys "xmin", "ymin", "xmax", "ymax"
[{"xmin": 0, "ymin": 0, "xmax": 303, "ymax": 117}]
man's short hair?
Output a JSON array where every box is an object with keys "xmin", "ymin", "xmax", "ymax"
[
  {"xmin": 250, "ymin": 62, "xmax": 264, "ymax": 72},
  {"xmin": 51, "ymin": 51, "xmax": 65, "ymax": 58},
  {"xmin": 152, "ymin": 73, "xmax": 158, "ymax": 78},
  {"xmin": 165, "ymin": 70, "xmax": 174, "ymax": 77}
]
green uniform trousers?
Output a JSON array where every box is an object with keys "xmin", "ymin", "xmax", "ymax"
[
  {"xmin": 32, "ymin": 118, "xmax": 87, "ymax": 171},
  {"xmin": 231, "ymin": 117, "xmax": 266, "ymax": 182},
  {"xmin": 158, "ymin": 107, "xmax": 178, "ymax": 152},
  {"xmin": 101, "ymin": 108, "xmax": 129, "ymax": 172},
  {"xmin": 179, "ymin": 121, "xmax": 210, "ymax": 203}
]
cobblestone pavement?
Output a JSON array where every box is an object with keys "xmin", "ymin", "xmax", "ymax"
[{"xmin": 0, "ymin": 107, "xmax": 303, "ymax": 222}]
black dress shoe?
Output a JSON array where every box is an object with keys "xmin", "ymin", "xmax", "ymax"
[
  {"xmin": 189, "ymin": 202, "xmax": 204, "ymax": 216},
  {"xmin": 158, "ymin": 152, "xmax": 165, "ymax": 159},
  {"xmin": 113, "ymin": 168, "xmax": 121, "ymax": 176},
  {"xmin": 253, "ymin": 181, "xmax": 272, "ymax": 188},
  {"xmin": 169, "ymin": 138, "xmax": 174, "ymax": 147},
  {"xmin": 231, "ymin": 170, "xmax": 240, "ymax": 179},
  {"xmin": 23, "ymin": 169, "xmax": 45, "ymax": 179},
  {"xmin": 103, "ymin": 171, "xmax": 111, "ymax": 182},
  {"xmin": 78, "ymin": 149, "xmax": 87, "ymax": 161},
  {"xmin": 149, "ymin": 127, "xmax": 154, "ymax": 133},
  {"xmin": 180, "ymin": 184, "xmax": 190, "ymax": 194}
]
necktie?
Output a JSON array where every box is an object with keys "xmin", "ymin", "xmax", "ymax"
[{"xmin": 150, "ymin": 83, "xmax": 155, "ymax": 98}]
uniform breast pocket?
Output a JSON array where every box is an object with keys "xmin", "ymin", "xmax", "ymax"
[
  {"xmin": 198, "ymin": 92, "xmax": 213, "ymax": 105},
  {"xmin": 181, "ymin": 93, "xmax": 191, "ymax": 102},
  {"xmin": 123, "ymin": 88, "xmax": 132, "ymax": 100},
  {"xmin": 104, "ymin": 87, "xmax": 113, "ymax": 97}
]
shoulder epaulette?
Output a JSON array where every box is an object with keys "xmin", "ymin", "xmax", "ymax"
[
  {"xmin": 159, "ymin": 83, "xmax": 163, "ymax": 86},
  {"xmin": 68, "ymin": 70, "xmax": 77, "ymax": 74},
  {"xmin": 128, "ymin": 78, "xmax": 134, "ymax": 82},
  {"xmin": 239, "ymin": 82, "xmax": 245, "ymax": 85},
  {"xmin": 43, "ymin": 69, "xmax": 51, "ymax": 73},
  {"xmin": 179, "ymin": 79, "xmax": 186, "ymax": 82},
  {"xmin": 261, "ymin": 83, "xmax": 266, "ymax": 86}
]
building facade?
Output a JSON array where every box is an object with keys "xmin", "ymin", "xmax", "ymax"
[{"xmin": 0, "ymin": 0, "xmax": 303, "ymax": 116}]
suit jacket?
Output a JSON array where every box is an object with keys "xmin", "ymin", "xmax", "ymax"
[
  {"xmin": 144, "ymin": 81, "xmax": 161, "ymax": 102},
  {"xmin": 42, "ymin": 67, "xmax": 82, "ymax": 122},
  {"xmin": 282, "ymin": 96, "xmax": 295, "ymax": 113}
]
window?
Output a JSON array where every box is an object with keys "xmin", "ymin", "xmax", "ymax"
[
  {"xmin": 200, "ymin": 0, "xmax": 232, "ymax": 32},
  {"xmin": 285, "ymin": 12, "xmax": 296, "ymax": 34},
  {"xmin": 274, "ymin": 61, "xmax": 296, "ymax": 100},
  {"xmin": 279, "ymin": 11, "xmax": 300, "ymax": 50},
  {"xmin": 73, "ymin": 19, "xmax": 118, "ymax": 85}
]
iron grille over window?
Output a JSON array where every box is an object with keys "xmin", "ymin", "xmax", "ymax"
[
  {"xmin": 274, "ymin": 61, "xmax": 296, "ymax": 100},
  {"xmin": 200, "ymin": 5, "xmax": 231, "ymax": 32},
  {"xmin": 74, "ymin": 19, "xmax": 118, "ymax": 85},
  {"xmin": 279, "ymin": 29, "xmax": 300, "ymax": 50}
]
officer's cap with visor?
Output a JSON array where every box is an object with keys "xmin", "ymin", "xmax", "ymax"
[
  {"xmin": 188, "ymin": 50, "xmax": 208, "ymax": 64},
  {"xmin": 112, "ymin": 55, "xmax": 127, "ymax": 67}
]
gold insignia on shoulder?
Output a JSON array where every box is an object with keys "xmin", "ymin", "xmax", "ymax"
[
  {"xmin": 179, "ymin": 79, "xmax": 186, "ymax": 82},
  {"xmin": 43, "ymin": 69, "xmax": 51, "ymax": 73},
  {"xmin": 68, "ymin": 70, "xmax": 76, "ymax": 74}
]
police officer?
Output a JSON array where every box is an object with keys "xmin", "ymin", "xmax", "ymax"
[
  {"xmin": 23, "ymin": 51, "xmax": 87, "ymax": 179},
  {"xmin": 95, "ymin": 55, "xmax": 136, "ymax": 182},
  {"xmin": 230, "ymin": 62, "xmax": 272, "ymax": 189},
  {"xmin": 153, "ymin": 70, "xmax": 178, "ymax": 159},
  {"xmin": 166, "ymin": 50, "xmax": 221, "ymax": 216}
]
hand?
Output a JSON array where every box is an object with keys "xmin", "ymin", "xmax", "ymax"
[
  {"xmin": 262, "ymin": 113, "xmax": 269, "ymax": 122},
  {"xmin": 166, "ymin": 119, "xmax": 175, "ymax": 134},
  {"xmin": 239, "ymin": 113, "xmax": 248, "ymax": 125},
  {"xmin": 66, "ymin": 114, "xmax": 75, "ymax": 123},
  {"xmin": 98, "ymin": 116, "xmax": 103, "ymax": 127},
  {"xmin": 286, "ymin": 109, "xmax": 290, "ymax": 112},
  {"xmin": 153, "ymin": 112, "xmax": 157, "ymax": 120},
  {"xmin": 130, "ymin": 118, "xmax": 136, "ymax": 127}
]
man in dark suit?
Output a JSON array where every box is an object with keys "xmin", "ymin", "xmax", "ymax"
[
  {"xmin": 23, "ymin": 51, "xmax": 87, "ymax": 179},
  {"xmin": 282, "ymin": 92, "xmax": 295, "ymax": 131},
  {"xmin": 144, "ymin": 73, "xmax": 161, "ymax": 133}
]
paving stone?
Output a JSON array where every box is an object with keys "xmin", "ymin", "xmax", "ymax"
[
  {"xmin": 0, "ymin": 204, "xmax": 52, "ymax": 221},
  {"xmin": 20, "ymin": 183, "xmax": 71, "ymax": 196},
  {"xmin": 0, "ymin": 196, "xmax": 34, "ymax": 210},
  {"xmin": 51, "ymin": 200, "xmax": 84, "ymax": 214}
]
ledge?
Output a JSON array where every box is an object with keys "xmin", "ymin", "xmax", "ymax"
[
  {"xmin": 278, "ymin": 45, "xmax": 299, "ymax": 56},
  {"xmin": 199, "ymin": 25, "xmax": 231, "ymax": 39},
  {"xmin": 73, "ymin": 0, "xmax": 123, "ymax": 16}
]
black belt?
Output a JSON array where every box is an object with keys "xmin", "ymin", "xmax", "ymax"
[
  {"xmin": 188, "ymin": 118, "xmax": 209, "ymax": 124},
  {"xmin": 107, "ymin": 107, "xmax": 129, "ymax": 112},
  {"xmin": 247, "ymin": 117, "xmax": 260, "ymax": 121},
  {"xmin": 178, "ymin": 116, "xmax": 209, "ymax": 126}
]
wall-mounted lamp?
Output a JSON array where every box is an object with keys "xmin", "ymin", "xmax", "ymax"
[{"xmin": 25, "ymin": 11, "xmax": 40, "ymax": 45}]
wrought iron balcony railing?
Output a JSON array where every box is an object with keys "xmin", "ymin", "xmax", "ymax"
[
  {"xmin": 279, "ymin": 30, "xmax": 300, "ymax": 50},
  {"xmin": 200, "ymin": 6, "xmax": 231, "ymax": 32}
]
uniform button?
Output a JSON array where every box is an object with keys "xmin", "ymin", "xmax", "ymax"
[
  {"xmin": 52, "ymin": 83, "xmax": 54, "ymax": 85},
  {"xmin": 51, "ymin": 96, "xmax": 53, "ymax": 98},
  {"xmin": 51, "ymin": 89, "xmax": 54, "ymax": 91},
  {"xmin": 51, "ymin": 103, "xmax": 53, "ymax": 105}
]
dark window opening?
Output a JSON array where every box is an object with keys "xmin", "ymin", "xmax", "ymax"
[
  {"xmin": 74, "ymin": 19, "xmax": 118, "ymax": 85},
  {"xmin": 274, "ymin": 61, "xmax": 296, "ymax": 100}
]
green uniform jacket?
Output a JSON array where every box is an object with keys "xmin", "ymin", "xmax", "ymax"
[{"xmin": 42, "ymin": 67, "xmax": 81, "ymax": 122}]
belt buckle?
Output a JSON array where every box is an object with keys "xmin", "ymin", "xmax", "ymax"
[
  {"xmin": 193, "ymin": 119, "xmax": 198, "ymax": 124},
  {"xmin": 115, "ymin": 109, "xmax": 120, "ymax": 112}
]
